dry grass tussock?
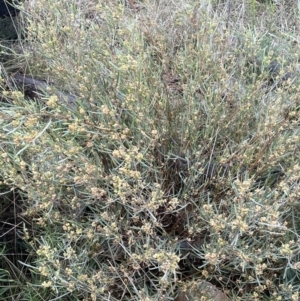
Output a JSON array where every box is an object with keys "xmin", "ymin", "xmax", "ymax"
[{"xmin": 0, "ymin": 0, "xmax": 300, "ymax": 300}]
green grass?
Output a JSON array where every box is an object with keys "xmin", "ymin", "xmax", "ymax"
[{"xmin": 0, "ymin": 0, "xmax": 300, "ymax": 300}]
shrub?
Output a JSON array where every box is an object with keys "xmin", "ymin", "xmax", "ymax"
[{"xmin": 0, "ymin": 0, "xmax": 300, "ymax": 300}]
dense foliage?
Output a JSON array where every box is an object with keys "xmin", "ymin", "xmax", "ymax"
[{"xmin": 0, "ymin": 0, "xmax": 300, "ymax": 300}]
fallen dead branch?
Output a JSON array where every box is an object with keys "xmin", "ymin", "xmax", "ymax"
[{"xmin": 10, "ymin": 73, "xmax": 77, "ymax": 109}]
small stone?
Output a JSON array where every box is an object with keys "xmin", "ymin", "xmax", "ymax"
[
  {"xmin": 175, "ymin": 281, "xmax": 230, "ymax": 301},
  {"xmin": 268, "ymin": 60, "xmax": 280, "ymax": 77}
]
